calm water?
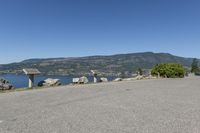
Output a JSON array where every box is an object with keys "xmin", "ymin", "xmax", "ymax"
[{"xmin": 0, "ymin": 74, "xmax": 116, "ymax": 89}]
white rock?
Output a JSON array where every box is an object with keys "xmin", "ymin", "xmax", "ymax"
[
  {"xmin": 123, "ymin": 78, "xmax": 136, "ymax": 81},
  {"xmin": 38, "ymin": 78, "xmax": 62, "ymax": 87},
  {"xmin": 100, "ymin": 77, "xmax": 108, "ymax": 82},
  {"xmin": 79, "ymin": 76, "xmax": 89, "ymax": 84},
  {"xmin": 114, "ymin": 78, "xmax": 122, "ymax": 82},
  {"xmin": 72, "ymin": 78, "xmax": 80, "ymax": 83},
  {"xmin": 136, "ymin": 75, "xmax": 144, "ymax": 80},
  {"xmin": 73, "ymin": 77, "xmax": 89, "ymax": 84}
]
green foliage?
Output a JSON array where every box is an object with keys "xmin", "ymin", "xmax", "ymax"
[
  {"xmin": 151, "ymin": 63, "xmax": 185, "ymax": 78},
  {"xmin": 191, "ymin": 58, "xmax": 199, "ymax": 73},
  {"xmin": 138, "ymin": 68, "xmax": 143, "ymax": 75},
  {"xmin": 194, "ymin": 69, "xmax": 200, "ymax": 76}
]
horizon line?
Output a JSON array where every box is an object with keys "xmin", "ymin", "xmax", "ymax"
[{"xmin": 1, "ymin": 51, "xmax": 198, "ymax": 65}]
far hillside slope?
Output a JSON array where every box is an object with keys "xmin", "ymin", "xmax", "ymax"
[{"xmin": 0, "ymin": 52, "xmax": 198, "ymax": 76}]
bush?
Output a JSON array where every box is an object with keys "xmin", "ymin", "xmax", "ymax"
[
  {"xmin": 191, "ymin": 58, "xmax": 199, "ymax": 73},
  {"xmin": 138, "ymin": 68, "xmax": 143, "ymax": 75},
  {"xmin": 151, "ymin": 63, "xmax": 185, "ymax": 78},
  {"xmin": 195, "ymin": 69, "xmax": 200, "ymax": 76}
]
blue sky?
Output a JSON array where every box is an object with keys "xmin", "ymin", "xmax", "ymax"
[{"xmin": 0, "ymin": 0, "xmax": 200, "ymax": 64}]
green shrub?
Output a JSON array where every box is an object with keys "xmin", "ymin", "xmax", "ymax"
[
  {"xmin": 151, "ymin": 63, "xmax": 185, "ymax": 78},
  {"xmin": 195, "ymin": 69, "xmax": 200, "ymax": 76},
  {"xmin": 138, "ymin": 68, "xmax": 143, "ymax": 75},
  {"xmin": 191, "ymin": 58, "xmax": 199, "ymax": 73}
]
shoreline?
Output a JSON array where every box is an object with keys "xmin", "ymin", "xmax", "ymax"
[
  {"xmin": 0, "ymin": 77, "xmax": 164, "ymax": 94},
  {"xmin": 1, "ymin": 74, "xmax": 193, "ymax": 94},
  {"xmin": 0, "ymin": 74, "xmax": 117, "ymax": 89}
]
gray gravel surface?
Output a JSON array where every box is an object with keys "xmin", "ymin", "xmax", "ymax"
[{"xmin": 0, "ymin": 76, "xmax": 200, "ymax": 133}]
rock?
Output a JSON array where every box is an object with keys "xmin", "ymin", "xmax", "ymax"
[
  {"xmin": 136, "ymin": 75, "xmax": 144, "ymax": 80},
  {"xmin": 72, "ymin": 76, "xmax": 89, "ymax": 84},
  {"xmin": 131, "ymin": 73, "xmax": 138, "ymax": 77},
  {"xmin": 123, "ymin": 78, "xmax": 136, "ymax": 81},
  {"xmin": 114, "ymin": 78, "xmax": 123, "ymax": 82},
  {"xmin": 79, "ymin": 76, "xmax": 89, "ymax": 84},
  {"xmin": 72, "ymin": 78, "xmax": 80, "ymax": 84},
  {"xmin": 150, "ymin": 76, "xmax": 157, "ymax": 79},
  {"xmin": 100, "ymin": 77, "xmax": 108, "ymax": 82},
  {"xmin": 144, "ymin": 75, "xmax": 157, "ymax": 79},
  {"xmin": 121, "ymin": 76, "xmax": 144, "ymax": 81},
  {"xmin": 0, "ymin": 79, "xmax": 14, "ymax": 90},
  {"xmin": 38, "ymin": 78, "xmax": 62, "ymax": 87}
]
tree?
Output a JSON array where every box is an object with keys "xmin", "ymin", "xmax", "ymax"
[
  {"xmin": 191, "ymin": 58, "xmax": 199, "ymax": 73},
  {"xmin": 138, "ymin": 68, "xmax": 143, "ymax": 75},
  {"xmin": 151, "ymin": 63, "xmax": 185, "ymax": 78}
]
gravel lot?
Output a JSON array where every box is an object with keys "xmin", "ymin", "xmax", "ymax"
[{"xmin": 0, "ymin": 76, "xmax": 200, "ymax": 133}]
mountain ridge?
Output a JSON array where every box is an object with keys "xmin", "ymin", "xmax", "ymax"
[{"xmin": 0, "ymin": 52, "xmax": 198, "ymax": 76}]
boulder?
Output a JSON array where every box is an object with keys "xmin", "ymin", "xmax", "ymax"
[
  {"xmin": 72, "ymin": 78, "xmax": 80, "ymax": 84},
  {"xmin": 72, "ymin": 76, "xmax": 89, "ymax": 84},
  {"xmin": 38, "ymin": 78, "xmax": 62, "ymax": 87},
  {"xmin": 79, "ymin": 76, "xmax": 89, "ymax": 84},
  {"xmin": 100, "ymin": 77, "xmax": 108, "ymax": 82},
  {"xmin": 114, "ymin": 78, "xmax": 123, "ymax": 82},
  {"xmin": 0, "ymin": 79, "xmax": 14, "ymax": 90},
  {"xmin": 136, "ymin": 75, "xmax": 144, "ymax": 80},
  {"xmin": 144, "ymin": 75, "xmax": 155, "ymax": 79},
  {"xmin": 122, "ymin": 75, "xmax": 145, "ymax": 81},
  {"xmin": 123, "ymin": 78, "xmax": 136, "ymax": 81}
]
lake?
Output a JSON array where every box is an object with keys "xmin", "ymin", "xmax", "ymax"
[{"xmin": 0, "ymin": 74, "xmax": 116, "ymax": 89}]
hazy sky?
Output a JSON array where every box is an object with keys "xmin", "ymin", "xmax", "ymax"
[{"xmin": 0, "ymin": 0, "xmax": 200, "ymax": 64}]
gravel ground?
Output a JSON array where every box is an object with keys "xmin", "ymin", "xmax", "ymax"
[{"xmin": 0, "ymin": 76, "xmax": 200, "ymax": 133}]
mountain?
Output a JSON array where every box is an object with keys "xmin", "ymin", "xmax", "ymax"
[{"xmin": 0, "ymin": 52, "xmax": 197, "ymax": 76}]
